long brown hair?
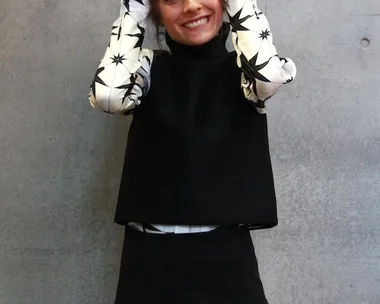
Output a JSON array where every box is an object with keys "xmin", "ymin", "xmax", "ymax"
[{"xmin": 147, "ymin": 0, "xmax": 229, "ymax": 48}]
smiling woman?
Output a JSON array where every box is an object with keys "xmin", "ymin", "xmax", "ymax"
[
  {"xmin": 148, "ymin": 0, "xmax": 229, "ymax": 46},
  {"xmin": 89, "ymin": 0, "xmax": 296, "ymax": 302},
  {"xmin": 152, "ymin": 0, "xmax": 224, "ymax": 45}
]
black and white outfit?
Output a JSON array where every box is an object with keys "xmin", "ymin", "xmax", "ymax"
[{"xmin": 89, "ymin": 0, "xmax": 296, "ymax": 302}]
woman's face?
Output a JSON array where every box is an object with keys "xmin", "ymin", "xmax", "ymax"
[{"xmin": 157, "ymin": 0, "xmax": 224, "ymax": 46}]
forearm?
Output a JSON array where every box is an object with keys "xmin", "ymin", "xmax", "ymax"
[
  {"xmin": 89, "ymin": 0, "xmax": 153, "ymax": 114},
  {"xmin": 226, "ymin": 0, "xmax": 297, "ymax": 113}
]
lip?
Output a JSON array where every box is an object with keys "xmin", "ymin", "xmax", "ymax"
[{"xmin": 182, "ymin": 15, "xmax": 210, "ymax": 26}]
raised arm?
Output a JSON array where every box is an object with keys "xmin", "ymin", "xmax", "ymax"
[
  {"xmin": 89, "ymin": 0, "xmax": 154, "ymax": 115},
  {"xmin": 226, "ymin": 0, "xmax": 297, "ymax": 114}
]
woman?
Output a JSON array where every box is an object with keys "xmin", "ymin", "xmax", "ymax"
[{"xmin": 89, "ymin": 0, "xmax": 296, "ymax": 302}]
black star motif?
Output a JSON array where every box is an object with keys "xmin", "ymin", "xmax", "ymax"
[
  {"xmin": 228, "ymin": 7, "xmax": 253, "ymax": 32},
  {"xmin": 117, "ymin": 74, "xmax": 137, "ymax": 104},
  {"xmin": 127, "ymin": 23, "xmax": 145, "ymax": 49},
  {"xmin": 93, "ymin": 67, "xmax": 107, "ymax": 86},
  {"xmin": 254, "ymin": 10, "xmax": 263, "ymax": 20},
  {"xmin": 117, "ymin": 25, "xmax": 122, "ymax": 40},
  {"xmin": 91, "ymin": 66, "xmax": 108, "ymax": 97},
  {"xmin": 259, "ymin": 29, "xmax": 271, "ymax": 40},
  {"xmin": 240, "ymin": 52, "xmax": 271, "ymax": 98},
  {"xmin": 124, "ymin": 0, "xmax": 145, "ymax": 9},
  {"xmin": 134, "ymin": 0, "xmax": 145, "ymax": 7},
  {"xmin": 111, "ymin": 25, "xmax": 118, "ymax": 36},
  {"xmin": 111, "ymin": 54, "xmax": 126, "ymax": 66},
  {"xmin": 110, "ymin": 24, "xmax": 123, "ymax": 41},
  {"xmin": 278, "ymin": 57, "xmax": 294, "ymax": 83},
  {"xmin": 122, "ymin": 0, "xmax": 129, "ymax": 11},
  {"xmin": 145, "ymin": 54, "xmax": 152, "ymax": 67}
]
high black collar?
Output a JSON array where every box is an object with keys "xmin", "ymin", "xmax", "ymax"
[{"xmin": 165, "ymin": 21, "xmax": 230, "ymax": 59}]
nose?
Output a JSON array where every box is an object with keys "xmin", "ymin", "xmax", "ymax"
[{"xmin": 183, "ymin": 0, "xmax": 202, "ymax": 14}]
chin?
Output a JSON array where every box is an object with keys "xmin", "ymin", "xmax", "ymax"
[
  {"xmin": 180, "ymin": 27, "xmax": 220, "ymax": 46},
  {"xmin": 184, "ymin": 35, "xmax": 216, "ymax": 46}
]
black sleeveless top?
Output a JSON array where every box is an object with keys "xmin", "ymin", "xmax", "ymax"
[{"xmin": 114, "ymin": 23, "xmax": 278, "ymax": 230}]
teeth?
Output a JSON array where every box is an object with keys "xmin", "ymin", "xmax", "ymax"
[{"xmin": 184, "ymin": 17, "xmax": 209, "ymax": 29}]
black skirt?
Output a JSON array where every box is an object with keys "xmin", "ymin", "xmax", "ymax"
[{"xmin": 115, "ymin": 226, "xmax": 268, "ymax": 304}]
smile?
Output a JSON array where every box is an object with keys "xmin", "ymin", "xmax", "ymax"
[{"xmin": 183, "ymin": 16, "xmax": 210, "ymax": 29}]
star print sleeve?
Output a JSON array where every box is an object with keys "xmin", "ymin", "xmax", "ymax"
[
  {"xmin": 226, "ymin": 0, "xmax": 297, "ymax": 114},
  {"xmin": 89, "ymin": 0, "xmax": 154, "ymax": 115}
]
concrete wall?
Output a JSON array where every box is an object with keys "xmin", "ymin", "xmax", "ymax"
[{"xmin": 1, "ymin": 0, "xmax": 379, "ymax": 303}]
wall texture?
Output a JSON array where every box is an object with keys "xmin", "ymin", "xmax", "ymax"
[{"xmin": 0, "ymin": 0, "xmax": 379, "ymax": 303}]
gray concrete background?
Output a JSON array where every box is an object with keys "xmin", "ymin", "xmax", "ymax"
[{"xmin": 0, "ymin": 0, "xmax": 379, "ymax": 303}]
